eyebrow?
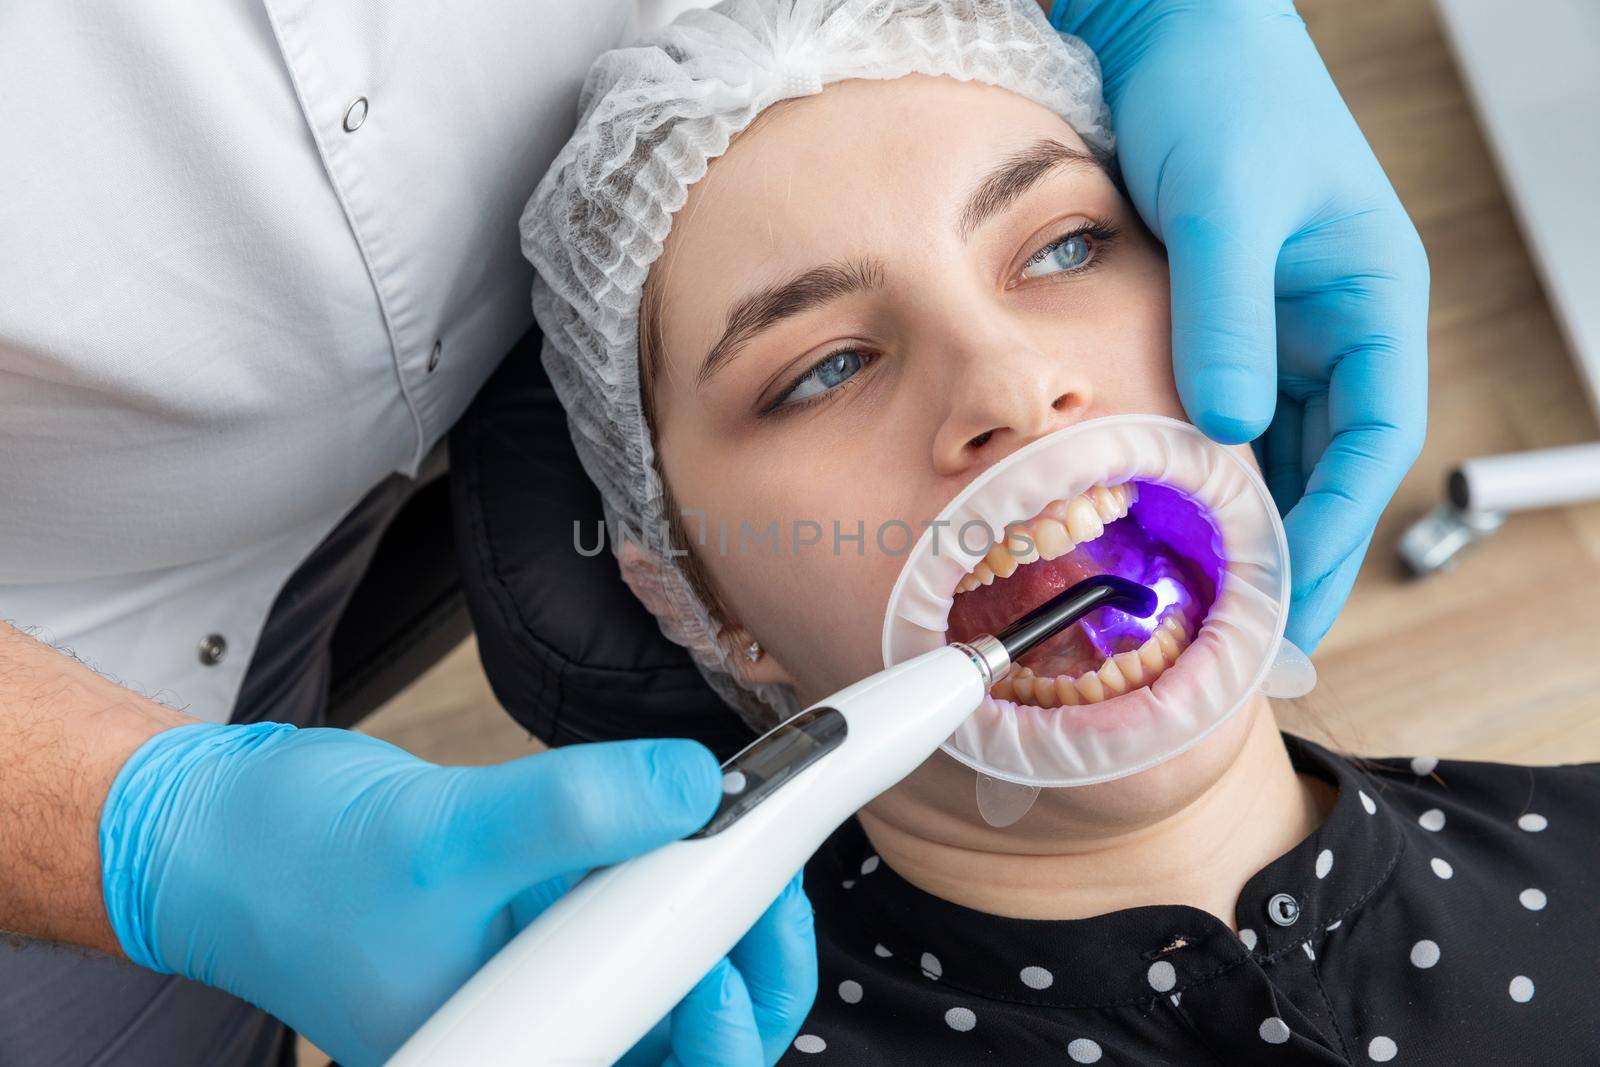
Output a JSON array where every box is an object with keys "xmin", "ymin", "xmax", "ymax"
[
  {"xmin": 693, "ymin": 141, "xmax": 1098, "ymax": 387},
  {"xmin": 957, "ymin": 138, "xmax": 1101, "ymax": 241},
  {"xmin": 697, "ymin": 258, "xmax": 886, "ymax": 388}
]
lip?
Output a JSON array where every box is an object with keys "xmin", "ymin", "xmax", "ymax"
[{"xmin": 943, "ymin": 478, "xmax": 1224, "ymax": 712}]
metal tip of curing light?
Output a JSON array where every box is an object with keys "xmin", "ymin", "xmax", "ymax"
[{"xmin": 995, "ymin": 575, "xmax": 1159, "ymax": 661}]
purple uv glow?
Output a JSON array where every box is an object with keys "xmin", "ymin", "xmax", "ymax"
[{"xmin": 1076, "ymin": 480, "xmax": 1225, "ymax": 660}]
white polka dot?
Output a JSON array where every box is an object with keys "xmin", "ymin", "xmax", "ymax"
[
  {"xmin": 1239, "ymin": 928, "xmax": 1258, "ymax": 951},
  {"xmin": 1518, "ymin": 812, "xmax": 1548, "ymax": 832},
  {"xmin": 1520, "ymin": 887, "xmax": 1547, "ymax": 911},
  {"xmin": 1259, "ymin": 1016, "xmax": 1291, "ymax": 1044},
  {"xmin": 838, "ymin": 979, "xmax": 862, "ymax": 1004},
  {"xmin": 1302, "ymin": 942, "xmax": 1316, "ymax": 961},
  {"xmin": 1147, "ymin": 960, "xmax": 1176, "ymax": 993},
  {"xmin": 1019, "ymin": 966, "xmax": 1054, "ymax": 990},
  {"xmin": 1430, "ymin": 857, "xmax": 1454, "ymax": 879},
  {"xmin": 873, "ymin": 943, "xmax": 892, "ymax": 958},
  {"xmin": 1315, "ymin": 849, "xmax": 1334, "ymax": 879},
  {"xmin": 1170, "ymin": 992, "xmax": 1182, "ymax": 1007},
  {"xmin": 860, "ymin": 855, "xmax": 880, "ymax": 875},
  {"xmin": 1359, "ymin": 790, "xmax": 1377, "ymax": 815},
  {"xmin": 1419, "ymin": 808, "xmax": 1446, "ymax": 832},
  {"xmin": 1369, "ymin": 1035, "xmax": 1398, "ymax": 1061},
  {"xmin": 1510, "ymin": 975, "xmax": 1535, "ymax": 1002},
  {"xmin": 1410, "ymin": 939, "xmax": 1440, "ymax": 968},
  {"xmin": 1067, "ymin": 1037, "xmax": 1103, "ymax": 1063},
  {"xmin": 841, "ymin": 879, "xmax": 856, "ymax": 889},
  {"xmin": 920, "ymin": 952, "xmax": 942, "ymax": 979},
  {"xmin": 1411, "ymin": 756, "xmax": 1438, "ymax": 776},
  {"xmin": 1326, "ymin": 920, "xmax": 1342, "ymax": 931},
  {"xmin": 793, "ymin": 1034, "xmax": 827, "ymax": 1054},
  {"xmin": 944, "ymin": 1006, "xmax": 976, "ymax": 1032}
]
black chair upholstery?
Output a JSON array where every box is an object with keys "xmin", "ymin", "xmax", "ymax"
[
  {"xmin": 448, "ymin": 328, "xmax": 757, "ymax": 761},
  {"xmin": 323, "ymin": 444, "xmax": 472, "ymax": 730}
]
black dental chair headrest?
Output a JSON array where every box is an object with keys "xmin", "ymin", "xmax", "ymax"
[{"xmin": 450, "ymin": 328, "xmax": 759, "ymax": 761}]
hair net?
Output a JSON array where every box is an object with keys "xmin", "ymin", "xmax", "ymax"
[{"xmin": 521, "ymin": 0, "xmax": 1113, "ymax": 732}]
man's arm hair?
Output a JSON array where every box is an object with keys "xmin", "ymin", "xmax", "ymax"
[{"xmin": 0, "ymin": 621, "xmax": 193, "ymax": 954}]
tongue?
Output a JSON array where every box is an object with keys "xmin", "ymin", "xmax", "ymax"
[
  {"xmin": 945, "ymin": 552, "xmax": 1108, "ymax": 677},
  {"xmin": 945, "ymin": 515, "xmax": 1206, "ymax": 678}
]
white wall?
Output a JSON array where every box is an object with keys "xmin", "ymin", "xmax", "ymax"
[{"xmin": 634, "ymin": 0, "xmax": 719, "ymax": 35}]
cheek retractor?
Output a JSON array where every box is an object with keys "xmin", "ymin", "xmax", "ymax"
[{"xmin": 882, "ymin": 414, "xmax": 1316, "ymax": 825}]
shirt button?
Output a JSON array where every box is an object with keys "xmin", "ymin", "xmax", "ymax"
[
  {"xmin": 198, "ymin": 633, "xmax": 227, "ymax": 666},
  {"xmin": 1267, "ymin": 893, "xmax": 1301, "ymax": 927},
  {"xmin": 342, "ymin": 96, "xmax": 369, "ymax": 132},
  {"xmin": 427, "ymin": 339, "xmax": 442, "ymax": 373}
]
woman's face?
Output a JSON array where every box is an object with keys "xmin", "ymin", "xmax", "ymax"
[{"xmin": 647, "ymin": 74, "xmax": 1261, "ymax": 840}]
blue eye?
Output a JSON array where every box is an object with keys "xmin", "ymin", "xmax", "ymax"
[
  {"xmin": 777, "ymin": 348, "xmax": 866, "ymax": 408},
  {"xmin": 1020, "ymin": 232, "xmax": 1093, "ymax": 279}
]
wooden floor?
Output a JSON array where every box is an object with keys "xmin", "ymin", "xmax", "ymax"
[{"xmin": 299, "ymin": 1, "xmax": 1600, "ymax": 1061}]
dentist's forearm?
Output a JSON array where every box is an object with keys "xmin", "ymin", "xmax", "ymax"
[{"xmin": 0, "ymin": 621, "xmax": 192, "ymax": 953}]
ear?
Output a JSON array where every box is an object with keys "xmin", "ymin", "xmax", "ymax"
[
  {"xmin": 716, "ymin": 624, "xmax": 800, "ymax": 688},
  {"xmin": 614, "ymin": 540, "xmax": 799, "ymax": 688}
]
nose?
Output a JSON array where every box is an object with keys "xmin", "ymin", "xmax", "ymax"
[{"xmin": 929, "ymin": 326, "xmax": 1094, "ymax": 477}]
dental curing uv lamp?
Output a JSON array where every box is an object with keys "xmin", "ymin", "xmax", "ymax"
[{"xmin": 389, "ymin": 575, "xmax": 1156, "ymax": 1066}]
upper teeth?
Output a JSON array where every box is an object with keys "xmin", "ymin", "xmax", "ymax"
[{"xmin": 953, "ymin": 482, "xmax": 1139, "ymax": 594}]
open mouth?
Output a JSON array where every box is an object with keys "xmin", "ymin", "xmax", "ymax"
[{"xmin": 944, "ymin": 479, "xmax": 1224, "ymax": 708}]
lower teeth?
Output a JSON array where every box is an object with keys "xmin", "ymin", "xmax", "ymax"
[{"xmin": 989, "ymin": 610, "xmax": 1192, "ymax": 708}]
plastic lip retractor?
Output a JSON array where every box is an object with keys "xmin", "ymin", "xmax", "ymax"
[{"xmin": 881, "ymin": 415, "xmax": 1316, "ymax": 825}]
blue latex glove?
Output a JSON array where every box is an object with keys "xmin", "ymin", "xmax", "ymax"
[
  {"xmin": 100, "ymin": 723, "xmax": 817, "ymax": 1067},
  {"xmin": 1054, "ymin": 0, "xmax": 1430, "ymax": 650}
]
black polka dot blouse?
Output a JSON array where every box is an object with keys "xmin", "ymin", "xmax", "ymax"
[{"xmin": 782, "ymin": 734, "xmax": 1599, "ymax": 1064}]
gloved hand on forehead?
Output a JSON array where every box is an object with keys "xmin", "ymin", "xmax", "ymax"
[
  {"xmin": 100, "ymin": 722, "xmax": 816, "ymax": 1067},
  {"xmin": 1053, "ymin": 0, "xmax": 1430, "ymax": 651}
]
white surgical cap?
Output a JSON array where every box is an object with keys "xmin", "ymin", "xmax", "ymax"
[{"xmin": 521, "ymin": 0, "xmax": 1113, "ymax": 731}]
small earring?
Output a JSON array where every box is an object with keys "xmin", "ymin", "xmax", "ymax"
[{"xmin": 745, "ymin": 640, "xmax": 763, "ymax": 663}]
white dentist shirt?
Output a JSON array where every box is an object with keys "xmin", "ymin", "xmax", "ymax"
[{"xmin": 0, "ymin": 1, "xmax": 650, "ymax": 720}]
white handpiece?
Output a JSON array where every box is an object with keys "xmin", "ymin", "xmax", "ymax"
[{"xmin": 388, "ymin": 642, "xmax": 989, "ymax": 1066}]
